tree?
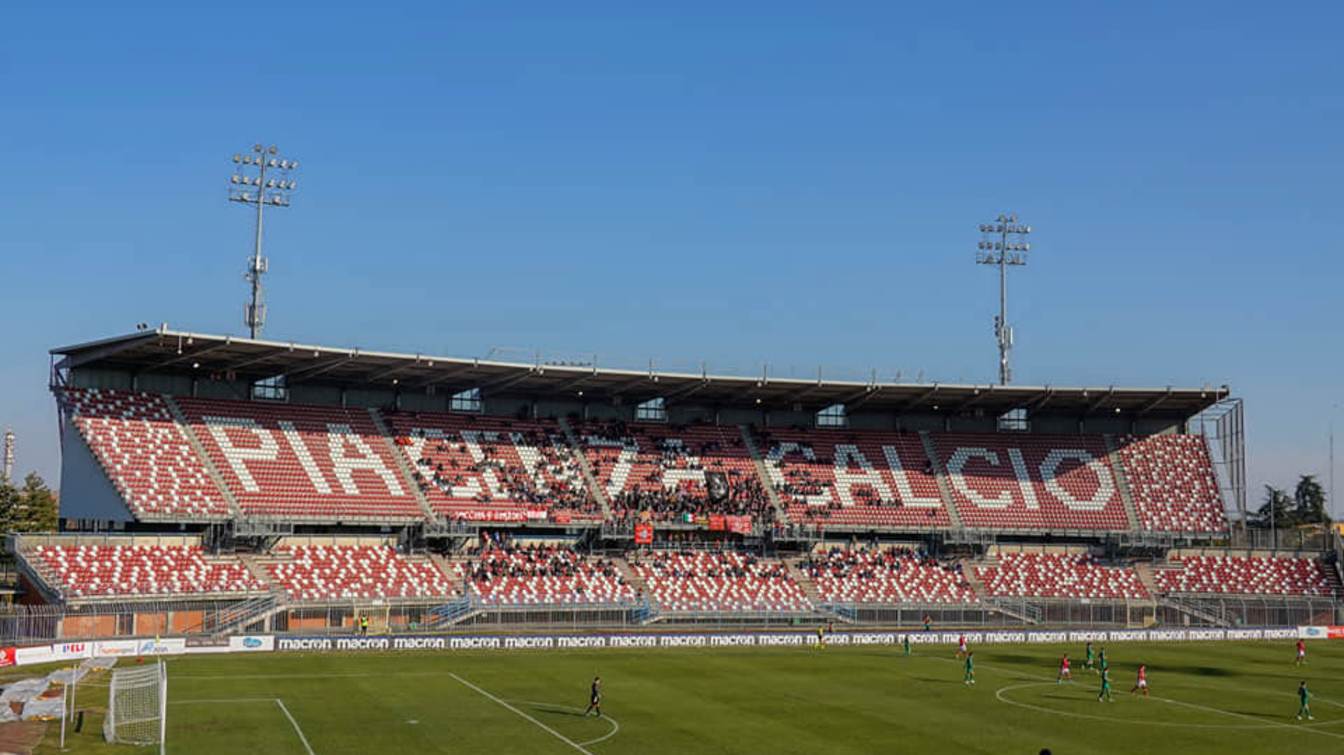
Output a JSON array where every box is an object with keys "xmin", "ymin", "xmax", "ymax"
[
  {"xmin": 1252, "ymin": 485, "xmax": 1295, "ymax": 529},
  {"xmin": 0, "ymin": 478, "xmax": 17, "ymax": 533},
  {"xmin": 1293, "ymin": 474, "xmax": 1329, "ymax": 525},
  {"xmin": 13, "ymin": 473, "xmax": 57, "ymax": 533}
]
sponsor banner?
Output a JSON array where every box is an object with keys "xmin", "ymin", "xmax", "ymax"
[
  {"xmin": 451, "ymin": 510, "xmax": 529, "ymax": 523},
  {"xmin": 0, "ymin": 647, "xmax": 16, "ymax": 668},
  {"xmin": 15, "ymin": 645, "xmax": 55, "ymax": 667},
  {"xmin": 94, "ymin": 638, "xmax": 187, "ymax": 658},
  {"xmin": 633, "ymin": 523, "xmax": 653, "ymax": 545},
  {"xmin": 229, "ymin": 635, "xmax": 275, "ymax": 652},
  {"xmin": 1262, "ymin": 627, "xmax": 1298, "ymax": 640},
  {"xmin": 1297, "ymin": 625, "xmax": 1344, "ymax": 640},
  {"xmin": 708, "ymin": 515, "xmax": 726, "ymax": 532},
  {"xmin": 525, "ymin": 508, "xmax": 548, "ymax": 521},
  {"xmin": 185, "ymin": 636, "xmax": 231, "ymax": 654},
  {"xmin": 51, "ymin": 642, "xmax": 92, "ymax": 662}
]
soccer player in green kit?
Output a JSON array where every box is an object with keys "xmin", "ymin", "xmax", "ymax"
[
  {"xmin": 1097, "ymin": 667, "xmax": 1114, "ymax": 702},
  {"xmin": 1296, "ymin": 681, "xmax": 1314, "ymax": 721},
  {"xmin": 1098, "ymin": 647, "xmax": 1109, "ymax": 674},
  {"xmin": 902, "ymin": 634, "xmax": 911, "ymax": 656},
  {"xmin": 963, "ymin": 651, "xmax": 976, "ymax": 685},
  {"xmin": 1084, "ymin": 641, "xmax": 1096, "ymax": 673}
]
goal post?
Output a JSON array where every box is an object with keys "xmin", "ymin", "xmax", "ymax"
[{"xmin": 104, "ymin": 661, "xmax": 167, "ymax": 751}]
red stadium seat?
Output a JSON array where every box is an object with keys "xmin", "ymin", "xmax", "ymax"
[
  {"xmin": 800, "ymin": 547, "xmax": 977, "ymax": 604},
  {"xmin": 264, "ymin": 545, "xmax": 460, "ymax": 602},
  {"xmin": 932, "ymin": 433, "xmax": 1129, "ymax": 532},
  {"xmin": 756, "ymin": 429, "xmax": 951, "ymax": 530},
  {"xmin": 572, "ymin": 421, "xmax": 771, "ymax": 523},
  {"xmin": 1116, "ymin": 435, "xmax": 1228, "ymax": 533},
  {"xmin": 382, "ymin": 411, "xmax": 600, "ymax": 523},
  {"xmin": 630, "ymin": 551, "xmax": 811, "ymax": 612},
  {"xmin": 29, "ymin": 543, "xmax": 263, "ymax": 599},
  {"xmin": 465, "ymin": 544, "xmax": 634, "ymax": 605},
  {"xmin": 975, "ymin": 552, "xmax": 1148, "ymax": 600},
  {"xmin": 1155, "ymin": 554, "xmax": 1340, "ymax": 597},
  {"xmin": 62, "ymin": 388, "xmax": 231, "ymax": 520},
  {"xmin": 176, "ymin": 398, "xmax": 424, "ymax": 522}
]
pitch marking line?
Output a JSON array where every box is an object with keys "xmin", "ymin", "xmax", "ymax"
[
  {"xmin": 165, "ymin": 697, "xmax": 318, "ymax": 753},
  {"xmin": 514, "ymin": 700, "xmax": 620, "ymax": 746},
  {"xmin": 450, "ymin": 673, "xmax": 595, "ymax": 754},
  {"xmin": 925, "ymin": 654, "xmax": 1344, "ymax": 741},
  {"xmin": 276, "ymin": 698, "xmax": 317, "ymax": 755}
]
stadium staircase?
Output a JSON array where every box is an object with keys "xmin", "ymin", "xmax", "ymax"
[
  {"xmin": 1158, "ymin": 595, "xmax": 1231, "ymax": 627},
  {"xmin": 1102, "ymin": 434, "xmax": 1142, "ymax": 531},
  {"xmin": 427, "ymin": 595, "xmax": 478, "ymax": 627},
  {"xmin": 556, "ymin": 417, "xmax": 613, "ymax": 519},
  {"xmin": 1132, "ymin": 561, "xmax": 1161, "ymax": 597},
  {"xmin": 367, "ymin": 408, "xmax": 439, "ymax": 523},
  {"xmin": 739, "ymin": 425, "xmax": 789, "ymax": 523},
  {"xmin": 613, "ymin": 558, "xmax": 649, "ymax": 597},
  {"xmin": 917, "ymin": 431, "xmax": 964, "ymax": 528},
  {"xmin": 161, "ymin": 395, "xmax": 244, "ymax": 519}
]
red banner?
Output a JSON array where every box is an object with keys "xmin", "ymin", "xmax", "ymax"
[
  {"xmin": 708, "ymin": 515, "xmax": 726, "ymax": 532},
  {"xmin": 1329, "ymin": 626, "xmax": 1344, "ymax": 639},
  {"xmin": 0, "ymin": 647, "xmax": 15, "ymax": 667},
  {"xmin": 634, "ymin": 523, "xmax": 654, "ymax": 544},
  {"xmin": 726, "ymin": 515, "xmax": 753, "ymax": 535}
]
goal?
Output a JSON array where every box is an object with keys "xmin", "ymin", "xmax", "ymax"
[{"xmin": 103, "ymin": 661, "xmax": 167, "ymax": 751}]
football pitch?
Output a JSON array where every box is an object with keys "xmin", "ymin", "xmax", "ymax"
[{"xmin": 24, "ymin": 639, "xmax": 1344, "ymax": 754}]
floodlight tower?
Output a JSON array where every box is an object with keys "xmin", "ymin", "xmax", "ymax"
[
  {"xmin": 976, "ymin": 213, "xmax": 1032, "ymax": 384},
  {"xmin": 229, "ymin": 144, "xmax": 299, "ymax": 339}
]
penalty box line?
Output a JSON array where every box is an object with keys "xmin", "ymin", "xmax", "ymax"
[
  {"xmin": 168, "ymin": 697, "xmax": 316, "ymax": 754},
  {"xmin": 921, "ymin": 654, "xmax": 1344, "ymax": 742},
  {"xmin": 450, "ymin": 672, "xmax": 596, "ymax": 755}
]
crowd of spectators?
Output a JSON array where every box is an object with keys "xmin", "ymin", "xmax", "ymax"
[
  {"xmin": 405, "ymin": 424, "xmax": 601, "ymax": 516},
  {"xmin": 799, "ymin": 545, "xmax": 965, "ymax": 582},
  {"xmin": 581, "ymin": 420, "xmax": 776, "ymax": 524}
]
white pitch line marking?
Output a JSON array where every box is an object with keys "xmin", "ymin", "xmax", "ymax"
[
  {"xmin": 450, "ymin": 673, "xmax": 594, "ymax": 755},
  {"xmin": 276, "ymin": 698, "xmax": 317, "ymax": 755},
  {"xmin": 169, "ymin": 697, "xmax": 277, "ymax": 705},
  {"xmin": 515, "ymin": 700, "xmax": 620, "ymax": 746},
  {"xmin": 934, "ymin": 654, "xmax": 1344, "ymax": 740}
]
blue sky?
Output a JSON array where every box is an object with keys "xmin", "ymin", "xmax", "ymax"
[{"xmin": 1, "ymin": 2, "xmax": 1340, "ymax": 514}]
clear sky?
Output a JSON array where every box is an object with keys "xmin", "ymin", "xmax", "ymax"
[{"xmin": 1, "ymin": 2, "xmax": 1340, "ymax": 515}]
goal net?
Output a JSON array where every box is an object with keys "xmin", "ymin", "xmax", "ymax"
[{"xmin": 103, "ymin": 662, "xmax": 166, "ymax": 748}]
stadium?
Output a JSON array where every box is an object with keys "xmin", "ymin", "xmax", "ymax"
[
  {"xmin": 4, "ymin": 5, "xmax": 1343, "ymax": 755},
  {"xmin": 0, "ymin": 324, "xmax": 1334, "ymax": 753}
]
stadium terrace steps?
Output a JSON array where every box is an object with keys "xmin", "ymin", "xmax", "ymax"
[
  {"xmin": 1131, "ymin": 560, "xmax": 1161, "ymax": 596},
  {"xmin": 25, "ymin": 543, "xmax": 267, "ymax": 600},
  {"xmin": 556, "ymin": 417, "xmax": 613, "ymax": 518},
  {"xmin": 263, "ymin": 544, "xmax": 463, "ymax": 603},
  {"xmin": 383, "ymin": 411, "xmax": 599, "ymax": 522},
  {"xmin": 366, "ymin": 407, "xmax": 439, "ymax": 523},
  {"xmin": 60, "ymin": 388, "xmax": 232, "ymax": 521},
  {"xmin": 973, "ymin": 550, "xmax": 1149, "ymax": 600},
  {"xmin": 784, "ymin": 557, "xmax": 823, "ymax": 605},
  {"xmin": 162, "ymin": 395, "xmax": 243, "ymax": 519},
  {"xmin": 1102, "ymin": 434, "xmax": 1142, "ymax": 531},
  {"xmin": 929, "ymin": 431, "xmax": 1129, "ymax": 532},
  {"xmin": 1114, "ymin": 434, "xmax": 1228, "ymax": 533},
  {"xmin": 756, "ymin": 427, "xmax": 953, "ymax": 530},
  {"xmin": 918, "ymin": 431, "xmax": 963, "ymax": 528},
  {"xmin": 738, "ymin": 425, "xmax": 789, "ymax": 524},
  {"xmin": 175, "ymin": 396, "xmax": 425, "ymax": 523}
]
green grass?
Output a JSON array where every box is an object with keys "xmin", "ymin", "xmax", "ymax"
[{"xmin": 21, "ymin": 640, "xmax": 1344, "ymax": 754}]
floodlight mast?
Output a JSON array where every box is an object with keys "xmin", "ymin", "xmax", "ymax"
[
  {"xmin": 976, "ymin": 213, "xmax": 1031, "ymax": 385},
  {"xmin": 229, "ymin": 144, "xmax": 299, "ymax": 339}
]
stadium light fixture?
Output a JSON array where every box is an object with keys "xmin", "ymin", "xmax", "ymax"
[
  {"xmin": 975, "ymin": 212, "xmax": 1032, "ymax": 385},
  {"xmin": 228, "ymin": 143, "xmax": 300, "ymax": 339}
]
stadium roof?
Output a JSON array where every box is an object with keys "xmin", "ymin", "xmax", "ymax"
[{"xmin": 51, "ymin": 328, "xmax": 1230, "ymax": 416}]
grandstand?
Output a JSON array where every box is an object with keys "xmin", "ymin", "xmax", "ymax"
[{"xmin": 4, "ymin": 325, "xmax": 1338, "ymax": 642}]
